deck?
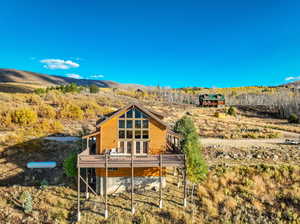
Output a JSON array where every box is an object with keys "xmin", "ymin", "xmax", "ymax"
[{"xmin": 77, "ymin": 150, "xmax": 185, "ymax": 168}]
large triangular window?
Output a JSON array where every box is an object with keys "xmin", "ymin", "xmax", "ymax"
[{"xmin": 118, "ymin": 108, "xmax": 149, "ymax": 154}]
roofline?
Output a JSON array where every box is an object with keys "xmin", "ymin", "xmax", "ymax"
[{"xmin": 96, "ymin": 104, "xmax": 168, "ymax": 128}]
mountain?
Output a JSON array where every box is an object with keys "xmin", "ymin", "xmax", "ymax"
[
  {"xmin": 0, "ymin": 68, "xmax": 122, "ymax": 88},
  {"xmin": 0, "ymin": 68, "xmax": 148, "ymax": 93}
]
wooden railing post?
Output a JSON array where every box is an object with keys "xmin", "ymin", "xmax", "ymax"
[
  {"xmin": 86, "ymin": 137, "xmax": 89, "ymax": 149},
  {"xmin": 159, "ymin": 154, "xmax": 163, "ymax": 208},
  {"xmin": 104, "ymin": 154, "xmax": 108, "ymax": 219}
]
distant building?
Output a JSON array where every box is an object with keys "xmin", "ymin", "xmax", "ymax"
[{"xmin": 199, "ymin": 94, "xmax": 225, "ymax": 107}]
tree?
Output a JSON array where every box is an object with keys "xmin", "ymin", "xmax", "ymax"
[
  {"xmin": 174, "ymin": 116, "xmax": 208, "ymax": 218},
  {"xmin": 174, "ymin": 116, "xmax": 208, "ymax": 183},
  {"xmin": 89, "ymin": 84, "xmax": 100, "ymax": 94}
]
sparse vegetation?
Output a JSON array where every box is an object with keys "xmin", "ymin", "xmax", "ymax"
[
  {"xmin": 19, "ymin": 191, "xmax": 33, "ymax": 214},
  {"xmin": 227, "ymin": 106, "xmax": 236, "ymax": 116},
  {"xmin": 288, "ymin": 113, "xmax": 299, "ymax": 124},
  {"xmin": 0, "ymin": 81, "xmax": 300, "ymax": 223}
]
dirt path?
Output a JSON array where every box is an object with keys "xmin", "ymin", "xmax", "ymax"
[{"xmin": 201, "ymin": 137, "xmax": 299, "ymax": 147}]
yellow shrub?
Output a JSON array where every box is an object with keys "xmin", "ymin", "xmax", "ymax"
[
  {"xmin": 78, "ymin": 101, "xmax": 102, "ymax": 117},
  {"xmin": 59, "ymin": 104, "xmax": 83, "ymax": 120},
  {"xmin": 37, "ymin": 104, "xmax": 56, "ymax": 119},
  {"xmin": 11, "ymin": 108, "xmax": 38, "ymax": 125},
  {"xmin": 214, "ymin": 112, "xmax": 226, "ymax": 118}
]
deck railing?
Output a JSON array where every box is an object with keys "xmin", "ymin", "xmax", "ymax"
[{"xmin": 78, "ymin": 151, "xmax": 185, "ymax": 168}]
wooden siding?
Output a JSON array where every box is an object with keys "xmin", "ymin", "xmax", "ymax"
[
  {"xmin": 95, "ymin": 110, "xmax": 168, "ymax": 177},
  {"xmin": 149, "ymin": 117, "xmax": 166, "ymax": 154}
]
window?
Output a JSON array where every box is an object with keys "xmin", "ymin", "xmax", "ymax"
[
  {"xmin": 119, "ymin": 130, "xmax": 125, "ymax": 139},
  {"xmin": 142, "ymin": 130, "xmax": 149, "ymax": 139},
  {"xmin": 118, "ymin": 141, "xmax": 124, "ymax": 153},
  {"xmin": 126, "ymin": 110, "xmax": 133, "ymax": 118},
  {"xmin": 119, "ymin": 120, "xmax": 125, "ymax": 128},
  {"xmin": 126, "ymin": 130, "xmax": 133, "ymax": 138},
  {"xmin": 127, "ymin": 141, "xmax": 132, "ymax": 153},
  {"xmin": 135, "ymin": 130, "xmax": 141, "ymax": 139},
  {"xmin": 143, "ymin": 142, "xmax": 148, "ymax": 154},
  {"xmin": 136, "ymin": 142, "xmax": 141, "ymax": 153},
  {"xmin": 118, "ymin": 107, "xmax": 150, "ymax": 154},
  {"xmin": 142, "ymin": 120, "xmax": 149, "ymax": 128},
  {"xmin": 134, "ymin": 109, "xmax": 142, "ymax": 118},
  {"xmin": 135, "ymin": 120, "xmax": 141, "ymax": 128},
  {"xmin": 118, "ymin": 108, "xmax": 149, "ymax": 140},
  {"xmin": 126, "ymin": 120, "xmax": 133, "ymax": 128}
]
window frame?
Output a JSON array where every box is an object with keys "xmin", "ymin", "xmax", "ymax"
[{"xmin": 117, "ymin": 108, "xmax": 150, "ymax": 155}]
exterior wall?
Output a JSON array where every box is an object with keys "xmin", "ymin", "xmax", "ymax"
[
  {"xmin": 97, "ymin": 176, "xmax": 166, "ymax": 195},
  {"xmin": 95, "ymin": 110, "xmax": 167, "ymax": 178}
]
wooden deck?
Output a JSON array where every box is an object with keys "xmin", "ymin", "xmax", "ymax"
[{"xmin": 78, "ymin": 150, "xmax": 185, "ymax": 168}]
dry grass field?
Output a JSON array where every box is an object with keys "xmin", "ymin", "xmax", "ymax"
[{"xmin": 0, "ymin": 88, "xmax": 300, "ymax": 223}]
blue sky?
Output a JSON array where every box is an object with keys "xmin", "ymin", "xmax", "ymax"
[{"xmin": 1, "ymin": 0, "xmax": 300, "ymax": 87}]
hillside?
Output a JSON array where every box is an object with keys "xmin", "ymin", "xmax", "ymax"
[{"xmin": 0, "ymin": 68, "xmax": 146, "ymax": 91}]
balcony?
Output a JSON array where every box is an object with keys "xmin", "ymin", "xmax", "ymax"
[{"xmin": 78, "ymin": 149, "xmax": 185, "ymax": 168}]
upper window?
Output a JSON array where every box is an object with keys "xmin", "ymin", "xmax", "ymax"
[{"xmin": 118, "ymin": 108, "xmax": 149, "ymax": 139}]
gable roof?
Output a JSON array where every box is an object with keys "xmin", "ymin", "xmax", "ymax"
[{"xmin": 96, "ymin": 103, "xmax": 168, "ymax": 128}]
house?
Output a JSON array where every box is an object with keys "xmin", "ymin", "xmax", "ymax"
[
  {"xmin": 199, "ymin": 94, "xmax": 225, "ymax": 107},
  {"xmin": 77, "ymin": 104, "xmax": 185, "ymax": 220}
]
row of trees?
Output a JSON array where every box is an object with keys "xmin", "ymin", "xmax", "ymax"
[{"xmin": 34, "ymin": 83, "xmax": 100, "ymax": 94}]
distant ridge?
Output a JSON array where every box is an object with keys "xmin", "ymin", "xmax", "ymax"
[
  {"xmin": 0, "ymin": 68, "xmax": 147, "ymax": 91},
  {"xmin": 280, "ymin": 80, "xmax": 300, "ymax": 89}
]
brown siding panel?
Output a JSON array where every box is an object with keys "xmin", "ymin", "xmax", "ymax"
[{"xmin": 96, "ymin": 111, "xmax": 167, "ymax": 177}]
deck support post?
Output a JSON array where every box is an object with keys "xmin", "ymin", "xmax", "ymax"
[
  {"xmin": 159, "ymin": 154, "xmax": 163, "ymax": 209},
  {"xmin": 131, "ymin": 152, "xmax": 135, "ymax": 214},
  {"xmin": 77, "ymin": 165, "xmax": 81, "ymax": 221},
  {"xmin": 104, "ymin": 154, "xmax": 108, "ymax": 219},
  {"xmin": 85, "ymin": 168, "xmax": 89, "ymax": 199},
  {"xmin": 183, "ymin": 154, "xmax": 187, "ymax": 208},
  {"xmin": 86, "ymin": 138, "xmax": 89, "ymax": 148}
]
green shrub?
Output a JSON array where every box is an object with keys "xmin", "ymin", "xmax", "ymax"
[
  {"xmin": 34, "ymin": 88, "xmax": 47, "ymax": 95},
  {"xmin": 19, "ymin": 191, "xmax": 33, "ymax": 214},
  {"xmin": 63, "ymin": 152, "xmax": 77, "ymax": 177},
  {"xmin": 227, "ymin": 106, "xmax": 236, "ymax": 116},
  {"xmin": 288, "ymin": 114, "xmax": 299, "ymax": 124},
  {"xmin": 11, "ymin": 108, "xmax": 38, "ymax": 125},
  {"xmin": 89, "ymin": 84, "xmax": 100, "ymax": 93}
]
